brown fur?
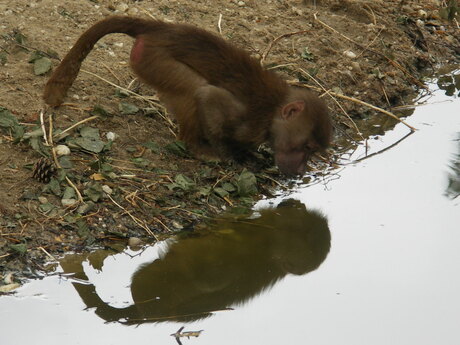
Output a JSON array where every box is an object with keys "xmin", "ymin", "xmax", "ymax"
[{"xmin": 44, "ymin": 16, "xmax": 332, "ymax": 175}]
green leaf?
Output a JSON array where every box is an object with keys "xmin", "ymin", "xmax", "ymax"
[
  {"xmin": 29, "ymin": 136, "xmax": 49, "ymax": 156},
  {"xmin": 198, "ymin": 186, "xmax": 212, "ymax": 197},
  {"xmin": 83, "ymin": 183, "xmax": 103, "ymax": 202},
  {"xmin": 221, "ymin": 182, "xmax": 236, "ymax": 192},
  {"xmin": 0, "ymin": 107, "xmax": 24, "ymax": 140},
  {"xmin": 175, "ymin": 174, "xmax": 195, "ymax": 190},
  {"xmin": 29, "ymin": 50, "xmax": 46, "ymax": 63},
  {"xmin": 90, "ymin": 105, "xmax": 109, "ymax": 117},
  {"xmin": 131, "ymin": 157, "xmax": 151, "ymax": 169},
  {"xmin": 76, "ymin": 219, "xmax": 89, "ymax": 237},
  {"xmin": 46, "ymin": 178, "xmax": 62, "ymax": 196},
  {"xmin": 0, "ymin": 52, "xmax": 7, "ymax": 65},
  {"xmin": 34, "ymin": 57, "xmax": 52, "ymax": 75},
  {"xmin": 168, "ymin": 174, "xmax": 196, "ymax": 191},
  {"xmin": 14, "ymin": 32, "xmax": 27, "ymax": 45},
  {"xmin": 23, "ymin": 127, "xmax": 44, "ymax": 139},
  {"xmin": 74, "ymin": 137, "xmax": 105, "ymax": 153},
  {"xmin": 236, "ymin": 169, "xmax": 258, "ymax": 197},
  {"xmin": 10, "ymin": 243, "xmax": 27, "ymax": 255},
  {"xmin": 213, "ymin": 187, "xmax": 229, "ymax": 198},
  {"xmin": 0, "ymin": 107, "xmax": 17, "ymax": 127},
  {"xmin": 62, "ymin": 186, "xmax": 76, "ymax": 199},
  {"xmin": 59, "ymin": 155, "xmax": 73, "ymax": 169},
  {"xmin": 39, "ymin": 202, "xmax": 56, "ymax": 213},
  {"xmin": 143, "ymin": 141, "xmax": 160, "ymax": 153},
  {"xmin": 80, "ymin": 126, "xmax": 100, "ymax": 139},
  {"xmin": 165, "ymin": 141, "xmax": 189, "ymax": 157},
  {"xmin": 119, "ymin": 102, "xmax": 139, "ymax": 115}
]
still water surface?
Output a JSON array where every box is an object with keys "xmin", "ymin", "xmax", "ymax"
[{"xmin": 1, "ymin": 79, "xmax": 459, "ymax": 345}]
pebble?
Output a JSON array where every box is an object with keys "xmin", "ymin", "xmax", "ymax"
[
  {"xmin": 343, "ymin": 50, "xmax": 357, "ymax": 59},
  {"xmin": 106, "ymin": 132, "xmax": 117, "ymax": 141},
  {"xmin": 116, "ymin": 3, "xmax": 129, "ymax": 12},
  {"xmin": 3, "ymin": 272, "xmax": 14, "ymax": 284},
  {"xmin": 55, "ymin": 144, "xmax": 70, "ymax": 156},
  {"xmin": 61, "ymin": 198, "xmax": 77, "ymax": 207},
  {"xmin": 418, "ymin": 9, "xmax": 428, "ymax": 19},
  {"xmin": 351, "ymin": 61, "xmax": 361, "ymax": 71},
  {"xmin": 102, "ymin": 185, "xmax": 113, "ymax": 195},
  {"xmin": 128, "ymin": 237, "xmax": 143, "ymax": 247}
]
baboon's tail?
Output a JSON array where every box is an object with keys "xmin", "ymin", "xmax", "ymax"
[{"xmin": 43, "ymin": 16, "xmax": 162, "ymax": 106}]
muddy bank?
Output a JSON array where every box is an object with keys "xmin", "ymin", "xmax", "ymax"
[{"xmin": 0, "ymin": 0, "xmax": 459, "ymax": 281}]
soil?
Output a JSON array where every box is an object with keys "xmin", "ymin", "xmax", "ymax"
[{"xmin": 0, "ymin": 0, "xmax": 459, "ymax": 282}]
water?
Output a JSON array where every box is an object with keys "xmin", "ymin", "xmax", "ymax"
[{"xmin": 1, "ymin": 76, "xmax": 459, "ymax": 345}]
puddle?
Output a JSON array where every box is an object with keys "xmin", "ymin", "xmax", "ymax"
[{"xmin": 1, "ymin": 71, "xmax": 459, "ymax": 345}]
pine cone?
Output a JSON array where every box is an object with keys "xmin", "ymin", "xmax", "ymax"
[{"xmin": 32, "ymin": 157, "xmax": 56, "ymax": 183}]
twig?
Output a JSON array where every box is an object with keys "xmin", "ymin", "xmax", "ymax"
[
  {"xmin": 107, "ymin": 194, "xmax": 158, "ymax": 239},
  {"xmin": 356, "ymin": 27, "xmax": 383, "ymax": 59},
  {"xmin": 39, "ymin": 109, "xmax": 49, "ymax": 146},
  {"xmin": 381, "ymin": 84, "xmax": 391, "ymax": 107},
  {"xmin": 102, "ymin": 62, "xmax": 123, "ymax": 85},
  {"xmin": 261, "ymin": 29, "xmax": 312, "ymax": 65},
  {"xmin": 292, "ymin": 81, "xmax": 417, "ymax": 131},
  {"xmin": 217, "ymin": 14, "xmax": 223, "ymax": 34},
  {"xmin": 153, "ymin": 216, "xmax": 172, "ymax": 233},
  {"xmin": 38, "ymin": 246, "xmax": 58, "ymax": 261},
  {"xmin": 135, "ymin": 6, "xmax": 156, "ymax": 20},
  {"xmin": 266, "ymin": 63, "xmax": 297, "ymax": 70},
  {"xmin": 363, "ymin": 4, "xmax": 377, "ymax": 25},
  {"xmin": 53, "ymin": 115, "xmax": 99, "ymax": 139},
  {"xmin": 260, "ymin": 174, "xmax": 288, "ymax": 188}
]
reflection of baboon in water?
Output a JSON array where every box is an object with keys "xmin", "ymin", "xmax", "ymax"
[{"xmin": 61, "ymin": 200, "xmax": 330, "ymax": 324}]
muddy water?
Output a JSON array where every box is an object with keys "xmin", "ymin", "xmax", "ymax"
[{"xmin": 1, "ymin": 76, "xmax": 459, "ymax": 345}]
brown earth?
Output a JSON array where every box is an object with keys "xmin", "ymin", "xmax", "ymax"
[{"xmin": 0, "ymin": 0, "xmax": 459, "ymax": 281}]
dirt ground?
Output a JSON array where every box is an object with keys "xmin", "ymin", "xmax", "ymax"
[{"xmin": 0, "ymin": 0, "xmax": 459, "ymax": 281}]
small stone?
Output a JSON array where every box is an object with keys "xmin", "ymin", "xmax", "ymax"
[
  {"xmin": 292, "ymin": 7, "xmax": 303, "ymax": 16},
  {"xmin": 116, "ymin": 3, "xmax": 129, "ymax": 12},
  {"xmin": 106, "ymin": 132, "xmax": 117, "ymax": 141},
  {"xmin": 3, "ymin": 272, "xmax": 14, "ymax": 284},
  {"xmin": 416, "ymin": 19, "xmax": 425, "ymax": 28},
  {"xmin": 55, "ymin": 144, "xmax": 70, "ymax": 156},
  {"xmin": 351, "ymin": 61, "xmax": 361, "ymax": 71},
  {"xmin": 237, "ymin": 1, "xmax": 245, "ymax": 6},
  {"xmin": 77, "ymin": 201, "xmax": 95, "ymax": 215},
  {"xmin": 61, "ymin": 198, "xmax": 77, "ymax": 207},
  {"xmin": 38, "ymin": 196, "xmax": 48, "ymax": 204},
  {"xmin": 102, "ymin": 185, "xmax": 113, "ymax": 195},
  {"xmin": 343, "ymin": 50, "xmax": 357, "ymax": 59},
  {"xmin": 417, "ymin": 9, "xmax": 427, "ymax": 19},
  {"xmin": 128, "ymin": 237, "xmax": 143, "ymax": 248}
]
